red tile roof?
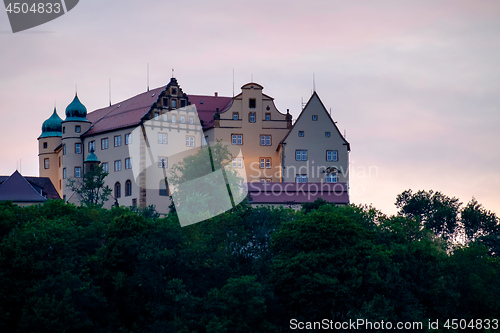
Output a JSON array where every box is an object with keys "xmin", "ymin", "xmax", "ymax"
[
  {"xmin": 84, "ymin": 86, "xmax": 166, "ymax": 137},
  {"xmin": 188, "ymin": 94, "xmax": 233, "ymax": 129},
  {"xmin": 83, "ymin": 87, "xmax": 233, "ymax": 137},
  {"xmin": 247, "ymin": 182, "xmax": 349, "ymax": 204}
]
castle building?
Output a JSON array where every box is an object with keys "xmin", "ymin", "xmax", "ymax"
[{"xmin": 38, "ymin": 78, "xmax": 350, "ymax": 213}]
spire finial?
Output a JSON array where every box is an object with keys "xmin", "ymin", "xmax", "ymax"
[
  {"xmin": 109, "ymin": 77, "xmax": 112, "ymax": 106},
  {"xmin": 172, "ymin": 68, "xmax": 174, "ymax": 78},
  {"xmin": 313, "ymin": 73, "xmax": 316, "ymax": 92},
  {"xmin": 147, "ymin": 62, "xmax": 150, "ymax": 92}
]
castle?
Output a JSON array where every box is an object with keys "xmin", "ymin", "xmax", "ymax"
[{"xmin": 38, "ymin": 78, "xmax": 350, "ymax": 213}]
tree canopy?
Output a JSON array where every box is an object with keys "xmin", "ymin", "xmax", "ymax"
[{"xmin": 0, "ymin": 190, "xmax": 499, "ymax": 332}]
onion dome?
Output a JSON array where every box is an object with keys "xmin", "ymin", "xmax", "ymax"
[
  {"xmin": 65, "ymin": 94, "xmax": 88, "ymax": 121},
  {"xmin": 85, "ymin": 149, "xmax": 100, "ymax": 163},
  {"xmin": 39, "ymin": 108, "xmax": 62, "ymax": 138}
]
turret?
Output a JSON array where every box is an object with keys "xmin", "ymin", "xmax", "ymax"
[
  {"xmin": 61, "ymin": 93, "xmax": 92, "ymax": 203},
  {"xmin": 38, "ymin": 107, "xmax": 63, "ymax": 197}
]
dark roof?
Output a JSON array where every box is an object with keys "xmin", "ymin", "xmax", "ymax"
[
  {"xmin": 188, "ymin": 94, "xmax": 233, "ymax": 130},
  {"xmin": 247, "ymin": 182, "xmax": 349, "ymax": 204},
  {"xmin": 82, "ymin": 87, "xmax": 233, "ymax": 136},
  {"xmin": 0, "ymin": 173, "xmax": 60, "ymax": 201},
  {"xmin": 0, "ymin": 171, "xmax": 48, "ymax": 202},
  {"xmin": 84, "ymin": 86, "xmax": 166, "ymax": 136}
]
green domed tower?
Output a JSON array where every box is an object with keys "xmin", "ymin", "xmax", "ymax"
[
  {"xmin": 38, "ymin": 107, "xmax": 64, "ymax": 197},
  {"xmin": 62, "ymin": 93, "xmax": 92, "ymax": 204}
]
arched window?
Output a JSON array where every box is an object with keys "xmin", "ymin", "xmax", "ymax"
[
  {"xmin": 125, "ymin": 180, "xmax": 132, "ymax": 197},
  {"xmin": 159, "ymin": 179, "xmax": 168, "ymax": 196},
  {"xmin": 115, "ymin": 182, "xmax": 121, "ymax": 198}
]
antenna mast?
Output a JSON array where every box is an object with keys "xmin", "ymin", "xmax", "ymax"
[{"xmin": 147, "ymin": 63, "xmax": 149, "ymax": 92}]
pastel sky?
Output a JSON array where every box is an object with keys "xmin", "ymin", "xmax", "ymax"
[{"xmin": 0, "ymin": 0, "xmax": 499, "ymax": 216}]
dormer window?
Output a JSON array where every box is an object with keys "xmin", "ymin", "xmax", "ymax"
[
  {"xmin": 172, "ymin": 88, "xmax": 177, "ymax": 95},
  {"xmin": 312, "ymin": 115, "xmax": 318, "ymax": 121}
]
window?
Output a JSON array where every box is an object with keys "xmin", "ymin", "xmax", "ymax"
[
  {"xmin": 189, "ymin": 116, "xmax": 194, "ymax": 124},
  {"xmin": 158, "ymin": 157, "xmax": 167, "ymax": 168},
  {"xmin": 180, "ymin": 115, "xmax": 185, "ymax": 123},
  {"xmin": 232, "ymin": 158, "xmax": 243, "ymax": 168},
  {"xmin": 298, "ymin": 131, "xmax": 304, "ymax": 137},
  {"xmin": 249, "ymin": 98, "xmax": 256, "ymax": 109},
  {"xmin": 326, "ymin": 150, "xmax": 338, "ymax": 162},
  {"xmin": 171, "ymin": 114, "xmax": 177, "ymax": 123},
  {"xmin": 62, "ymin": 126, "xmax": 65, "ymax": 134},
  {"xmin": 89, "ymin": 140, "xmax": 95, "ymax": 152},
  {"xmin": 75, "ymin": 125, "xmax": 81, "ymax": 133},
  {"xmin": 163, "ymin": 113, "xmax": 168, "ymax": 121},
  {"xmin": 62, "ymin": 144, "xmax": 66, "ymax": 155},
  {"xmin": 312, "ymin": 115, "xmax": 318, "ymax": 121},
  {"xmin": 158, "ymin": 132, "xmax": 168, "ymax": 144},
  {"xmin": 231, "ymin": 134, "xmax": 243, "ymax": 145},
  {"xmin": 260, "ymin": 178, "xmax": 271, "ymax": 183},
  {"xmin": 249, "ymin": 112, "xmax": 256, "ymax": 123},
  {"xmin": 132, "ymin": 198, "xmax": 137, "ymax": 206},
  {"xmin": 172, "ymin": 87, "xmax": 177, "ymax": 95},
  {"xmin": 159, "ymin": 179, "xmax": 168, "ymax": 196},
  {"xmin": 125, "ymin": 157, "xmax": 132, "ymax": 169},
  {"xmin": 102, "ymin": 162, "xmax": 109, "ymax": 173},
  {"xmin": 75, "ymin": 143, "xmax": 82, "ymax": 154},
  {"xmin": 172, "ymin": 99, "xmax": 177, "ymax": 108},
  {"xmin": 186, "ymin": 136, "xmax": 195, "ymax": 147},
  {"xmin": 326, "ymin": 174, "xmax": 338, "ymax": 183},
  {"xmin": 75, "ymin": 167, "xmax": 81, "ymax": 178},
  {"xmin": 325, "ymin": 131, "xmax": 331, "ymax": 138},
  {"xmin": 115, "ymin": 182, "xmax": 121, "ymax": 198},
  {"xmin": 260, "ymin": 135, "xmax": 271, "ymax": 146},
  {"xmin": 43, "ymin": 142, "xmax": 47, "ymax": 149},
  {"xmin": 63, "ymin": 168, "xmax": 66, "ymax": 179},
  {"xmin": 296, "ymin": 174, "xmax": 307, "ymax": 183},
  {"xmin": 59, "ymin": 157, "xmax": 61, "ymax": 167},
  {"xmin": 125, "ymin": 180, "xmax": 132, "ymax": 196},
  {"xmin": 44, "ymin": 158, "xmax": 49, "ymax": 169},
  {"xmin": 125, "ymin": 133, "xmax": 131, "ymax": 145},
  {"xmin": 296, "ymin": 150, "xmax": 307, "ymax": 161},
  {"xmin": 233, "ymin": 112, "xmax": 239, "ymax": 120},
  {"xmin": 260, "ymin": 158, "xmax": 271, "ymax": 169},
  {"xmin": 101, "ymin": 138, "xmax": 109, "ymax": 150},
  {"xmin": 114, "ymin": 135, "xmax": 122, "ymax": 147},
  {"xmin": 154, "ymin": 112, "xmax": 160, "ymax": 120},
  {"xmin": 114, "ymin": 160, "xmax": 122, "ymax": 172},
  {"xmin": 265, "ymin": 113, "xmax": 271, "ymax": 121},
  {"xmin": 163, "ymin": 97, "xmax": 168, "ymax": 107}
]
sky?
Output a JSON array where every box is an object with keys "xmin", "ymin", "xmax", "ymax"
[{"xmin": 0, "ymin": 0, "xmax": 499, "ymax": 216}]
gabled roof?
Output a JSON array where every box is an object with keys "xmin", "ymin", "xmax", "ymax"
[
  {"xmin": 189, "ymin": 94, "xmax": 233, "ymax": 130},
  {"xmin": 280, "ymin": 91, "xmax": 350, "ymax": 151},
  {"xmin": 0, "ymin": 171, "xmax": 48, "ymax": 202},
  {"xmin": 84, "ymin": 85, "xmax": 167, "ymax": 137},
  {"xmin": 82, "ymin": 86, "xmax": 233, "ymax": 136}
]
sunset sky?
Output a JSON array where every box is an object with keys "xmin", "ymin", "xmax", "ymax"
[{"xmin": 0, "ymin": 0, "xmax": 499, "ymax": 216}]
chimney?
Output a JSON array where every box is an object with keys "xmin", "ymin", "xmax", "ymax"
[{"xmin": 214, "ymin": 92, "xmax": 218, "ymax": 97}]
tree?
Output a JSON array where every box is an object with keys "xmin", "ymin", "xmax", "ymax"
[
  {"xmin": 67, "ymin": 164, "xmax": 112, "ymax": 208},
  {"xmin": 167, "ymin": 142, "xmax": 245, "ymax": 226},
  {"xmin": 396, "ymin": 189, "xmax": 461, "ymax": 240}
]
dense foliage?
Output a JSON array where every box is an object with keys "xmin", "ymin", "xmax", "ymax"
[{"xmin": 0, "ymin": 190, "xmax": 499, "ymax": 332}]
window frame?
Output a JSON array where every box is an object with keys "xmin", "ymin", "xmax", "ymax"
[
  {"xmin": 114, "ymin": 135, "xmax": 122, "ymax": 147},
  {"xmin": 158, "ymin": 157, "xmax": 168, "ymax": 169},
  {"xmin": 259, "ymin": 157, "xmax": 271, "ymax": 169},
  {"xmin": 101, "ymin": 138, "xmax": 109, "ymax": 150},
  {"xmin": 125, "ymin": 180, "xmax": 132, "ymax": 197},
  {"xmin": 125, "ymin": 157, "xmax": 132, "ymax": 169},
  {"xmin": 114, "ymin": 160, "xmax": 122, "ymax": 172},
  {"xmin": 231, "ymin": 134, "xmax": 243, "ymax": 145},
  {"xmin": 186, "ymin": 136, "xmax": 195, "ymax": 147},
  {"xmin": 295, "ymin": 150, "xmax": 308, "ymax": 161},
  {"xmin": 260, "ymin": 135, "xmax": 271, "ymax": 146},
  {"xmin": 158, "ymin": 132, "xmax": 168, "ymax": 144},
  {"xmin": 296, "ymin": 174, "xmax": 307, "ymax": 183},
  {"xmin": 326, "ymin": 150, "xmax": 338, "ymax": 162},
  {"xmin": 75, "ymin": 143, "xmax": 82, "ymax": 154},
  {"xmin": 298, "ymin": 131, "xmax": 304, "ymax": 137},
  {"xmin": 75, "ymin": 167, "xmax": 82, "ymax": 178},
  {"xmin": 44, "ymin": 158, "xmax": 50, "ymax": 169}
]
